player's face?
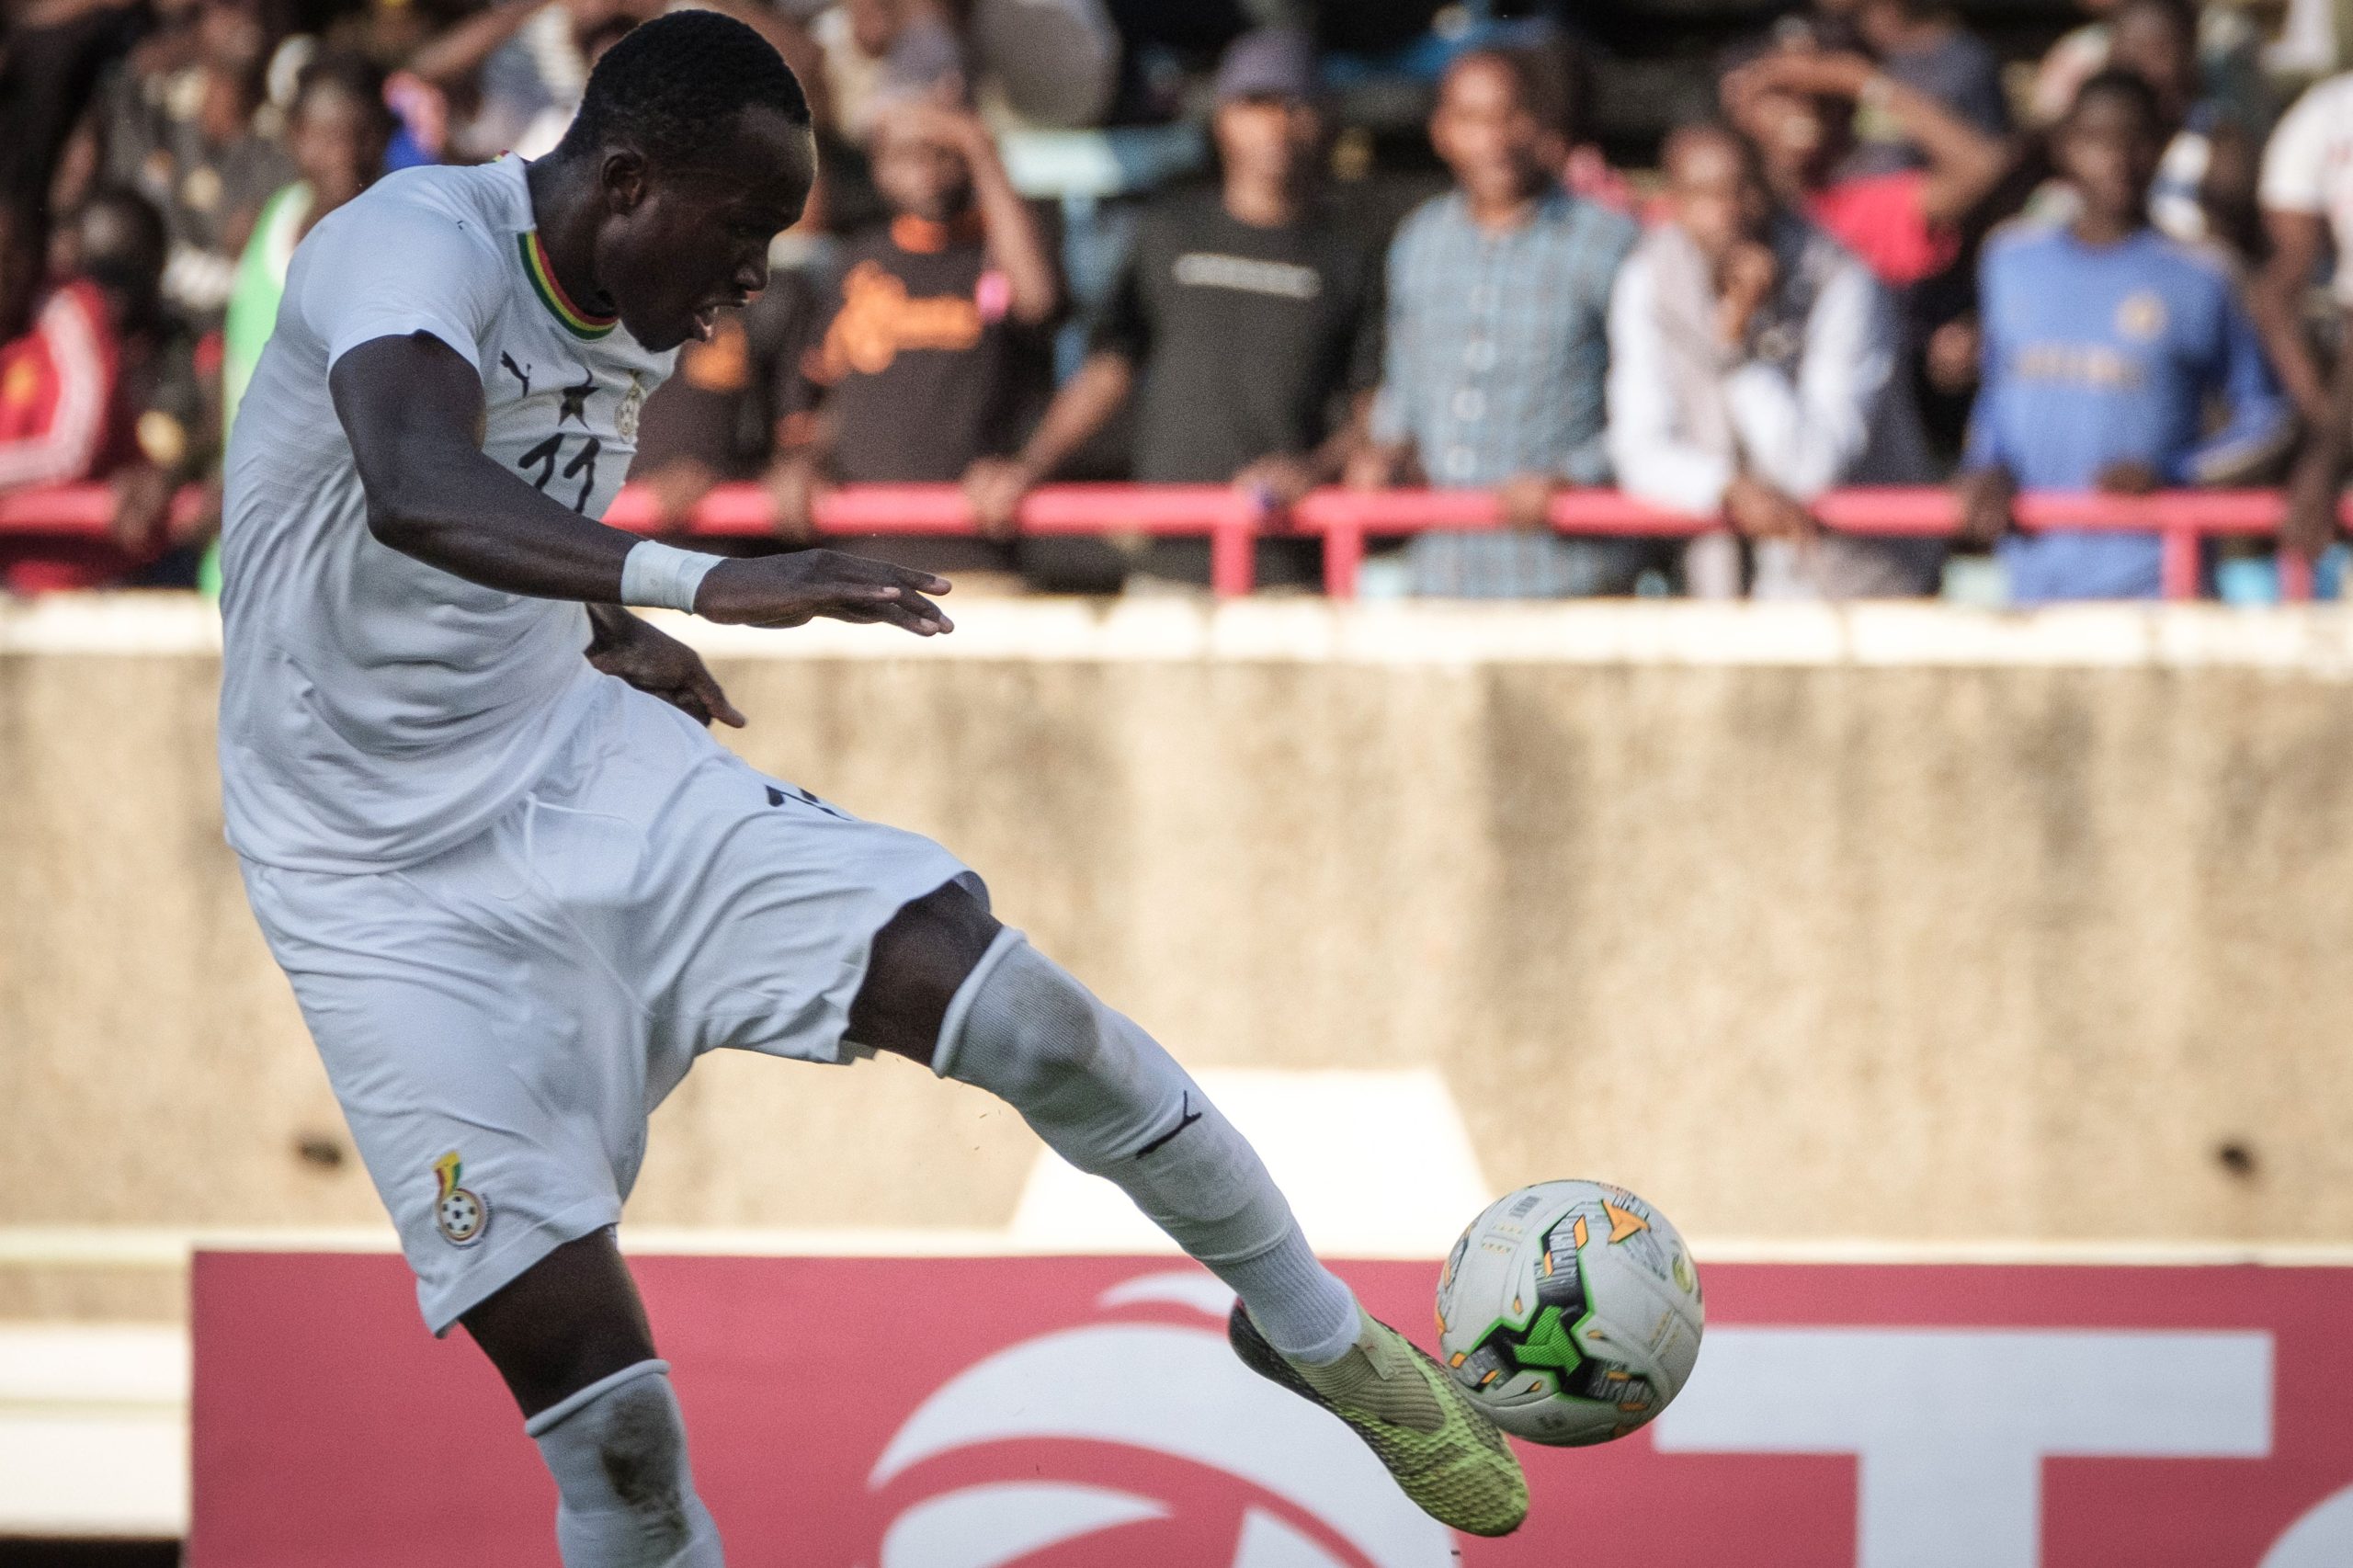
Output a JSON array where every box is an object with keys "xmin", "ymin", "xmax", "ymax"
[
  {"xmin": 1213, "ymin": 96, "xmax": 1320, "ymax": 190},
  {"xmin": 1742, "ymin": 85, "xmax": 1843, "ymax": 187},
  {"xmin": 290, "ymin": 85, "xmax": 392, "ymax": 209},
  {"xmin": 1430, "ymin": 56, "xmax": 1551, "ymax": 209},
  {"xmin": 597, "ymin": 106, "xmax": 815, "ymax": 353},
  {"xmin": 870, "ymin": 119, "xmax": 972, "ymax": 224},
  {"xmin": 1666, "ymin": 131, "xmax": 1768, "ymax": 264},
  {"xmin": 2058, "ymin": 92, "xmax": 2161, "ymax": 227}
]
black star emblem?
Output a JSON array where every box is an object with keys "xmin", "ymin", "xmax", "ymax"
[{"xmin": 558, "ymin": 370, "xmax": 596, "ymax": 426}]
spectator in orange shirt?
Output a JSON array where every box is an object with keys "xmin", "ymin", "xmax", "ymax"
[{"xmin": 771, "ymin": 96, "xmax": 1058, "ymax": 574}]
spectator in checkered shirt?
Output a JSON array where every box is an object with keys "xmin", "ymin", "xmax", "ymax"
[{"xmin": 1347, "ymin": 44, "xmax": 1643, "ymax": 597}]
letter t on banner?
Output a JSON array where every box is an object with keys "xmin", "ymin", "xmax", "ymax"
[{"xmin": 1651, "ymin": 1328, "xmax": 2272, "ymax": 1568}]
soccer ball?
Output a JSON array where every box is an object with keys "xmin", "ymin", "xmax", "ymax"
[{"xmin": 1435, "ymin": 1179, "xmax": 1703, "ymax": 1446}]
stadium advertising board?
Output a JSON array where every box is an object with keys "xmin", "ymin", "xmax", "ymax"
[{"xmin": 192, "ymin": 1252, "xmax": 2353, "ymax": 1567}]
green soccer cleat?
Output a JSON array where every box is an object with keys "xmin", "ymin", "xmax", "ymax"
[{"xmin": 1229, "ymin": 1301, "xmax": 1530, "ymax": 1539}]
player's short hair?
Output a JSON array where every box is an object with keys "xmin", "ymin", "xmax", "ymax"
[
  {"xmin": 2066, "ymin": 66, "xmax": 2165, "ymax": 132},
  {"xmin": 1449, "ymin": 38, "xmax": 1581, "ymax": 142},
  {"xmin": 1663, "ymin": 119, "xmax": 1768, "ymax": 187},
  {"xmin": 293, "ymin": 51, "xmax": 393, "ymax": 129},
  {"xmin": 2112, "ymin": 0, "xmax": 2200, "ymax": 41},
  {"xmin": 560, "ymin": 10, "xmax": 813, "ymax": 169},
  {"xmin": 71, "ymin": 186, "xmax": 167, "ymax": 300}
]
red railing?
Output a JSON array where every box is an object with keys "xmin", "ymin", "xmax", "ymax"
[{"xmin": 0, "ymin": 482, "xmax": 2331, "ymax": 601}]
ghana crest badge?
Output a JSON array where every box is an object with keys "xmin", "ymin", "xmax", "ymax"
[
  {"xmin": 432, "ymin": 1151, "xmax": 490, "ymax": 1246},
  {"xmin": 2116, "ymin": 290, "xmax": 2166, "ymax": 342},
  {"xmin": 616, "ymin": 374, "xmax": 644, "ymax": 442}
]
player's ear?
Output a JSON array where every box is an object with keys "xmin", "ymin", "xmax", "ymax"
[{"xmin": 601, "ymin": 147, "xmax": 650, "ymax": 215}]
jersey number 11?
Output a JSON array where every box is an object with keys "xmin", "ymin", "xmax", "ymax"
[{"xmin": 517, "ymin": 433, "xmax": 603, "ymax": 513}]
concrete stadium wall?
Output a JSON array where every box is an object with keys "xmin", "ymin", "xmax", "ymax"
[{"xmin": 8, "ymin": 597, "xmax": 2353, "ymax": 1318}]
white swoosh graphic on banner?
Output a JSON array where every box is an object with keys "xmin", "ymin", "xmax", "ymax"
[
  {"xmin": 1097, "ymin": 1270, "xmax": 1236, "ymax": 1318},
  {"xmin": 1231, "ymin": 1507, "xmax": 1355, "ymax": 1568},
  {"xmin": 869, "ymin": 1324, "xmax": 1451, "ymax": 1568},
  {"xmin": 879, "ymin": 1482, "xmax": 1166, "ymax": 1568},
  {"xmin": 2265, "ymin": 1487, "xmax": 2353, "ymax": 1567}
]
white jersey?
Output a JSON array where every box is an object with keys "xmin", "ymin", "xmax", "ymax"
[
  {"xmin": 219, "ymin": 154, "xmax": 674, "ymax": 871},
  {"xmin": 2262, "ymin": 73, "xmax": 2353, "ymax": 307}
]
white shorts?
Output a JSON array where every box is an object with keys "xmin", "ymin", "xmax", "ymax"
[{"xmin": 239, "ymin": 679, "xmax": 975, "ymax": 1334}]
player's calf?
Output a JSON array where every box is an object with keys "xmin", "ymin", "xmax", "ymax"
[
  {"xmin": 529, "ymin": 1359, "xmax": 722, "ymax": 1568},
  {"xmin": 934, "ymin": 928, "xmax": 1360, "ymax": 1367}
]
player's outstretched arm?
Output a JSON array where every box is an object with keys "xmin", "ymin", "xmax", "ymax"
[{"xmin": 331, "ymin": 332, "xmax": 953, "ymax": 635}]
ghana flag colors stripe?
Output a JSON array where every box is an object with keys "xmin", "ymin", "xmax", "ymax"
[{"xmin": 519, "ymin": 231, "xmax": 618, "ymax": 340}]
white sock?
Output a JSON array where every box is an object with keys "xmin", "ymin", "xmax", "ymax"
[
  {"xmin": 526, "ymin": 1360, "xmax": 723, "ymax": 1568},
  {"xmin": 938, "ymin": 931, "xmax": 1360, "ymax": 1365}
]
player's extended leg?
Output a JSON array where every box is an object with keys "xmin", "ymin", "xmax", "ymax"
[
  {"xmin": 461, "ymin": 1232, "xmax": 722, "ymax": 1567},
  {"xmin": 855, "ymin": 882, "xmax": 1529, "ymax": 1538}
]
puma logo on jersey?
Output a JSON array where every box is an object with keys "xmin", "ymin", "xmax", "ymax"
[
  {"xmin": 1137, "ymin": 1092, "xmax": 1204, "ymax": 1158},
  {"xmin": 766, "ymin": 782, "xmax": 848, "ymax": 819},
  {"xmin": 500, "ymin": 352, "xmax": 531, "ymax": 398}
]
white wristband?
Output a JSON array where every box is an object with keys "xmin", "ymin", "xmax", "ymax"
[{"xmin": 619, "ymin": 540, "xmax": 723, "ymax": 613}]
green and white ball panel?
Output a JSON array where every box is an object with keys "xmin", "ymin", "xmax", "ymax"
[{"xmin": 1435, "ymin": 1179, "xmax": 1704, "ymax": 1447}]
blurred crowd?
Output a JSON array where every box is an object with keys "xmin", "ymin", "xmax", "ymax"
[{"xmin": 10, "ymin": 0, "xmax": 2353, "ymax": 601}]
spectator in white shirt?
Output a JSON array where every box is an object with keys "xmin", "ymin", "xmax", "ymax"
[
  {"xmin": 2255, "ymin": 70, "xmax": 2353, "ymax": 560},
  {"xmin": 1607, "ymin": 121, "xmax": 1943, "ymax": 598}
]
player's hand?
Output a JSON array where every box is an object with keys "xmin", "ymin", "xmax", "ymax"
[
  {"xmin": 169, "ymin": 476, "xmax": 223, "ymax": 549},
  {"xmin": 1345, "ymin": 444, "xmax": 1401, "ymax": 491},
  {"xmin": 585, "ymin": 608, "xmax": 746, "ymax": 728},
  {"xmin": 2094, "ymin": 460, "xmax": 2163, "ymax": 495},
  {"xmin": 694, "ymin": 550, "xmax": 954, "ymax": 636},
  {"xmin": 766, "ymin": 452, "xmax": 830, "ymax": 545},
  {"xmin": 1498, "ymin": 472, "xmax": 1562, "ymax": 532},
  {"xmin": 1954, "ymin": 466, "xmax": 2016, "ymax": 548},
  {"xmin": 897, "ymin": 96, "xmax": 995, "ymax": 162},
  {"xmin": 1924, "ymin": 316, "xmax": 1981, "ymax": 395},
  {"xmin": 108, "ymin": 463, "xmax": 175, "ymax": 554},
  {"xmin": 1727, "ymin": 49, "xmax": 1876, "ymax": 106},
  {"xmin": 639, "ymin": 458, "xmax": 719, "ymax": 538},
  {"xmin": 2283, "ymin": 448, "xmax": 2344, "ymax": 562},
  {"xmin": 961, "ymin": 456, "xmax": 1036, "ymax": 540},
  {"xmin": 1722, "ymin": 474, "xmax": 1815, "ymax": 541},
  {"xmin": 1718, "ymin": 241, "xmax": 1779, "ymax": 349},
  {"xmin": 1233, "ymin": 452, "xmax": 1320, "ymax": 507}
]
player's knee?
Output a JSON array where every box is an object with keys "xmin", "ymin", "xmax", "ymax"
[
  {"xmin": 854, "ymin": 878, "xmax": 1003, "ymax": 1062},
  {"xmin": 588, "ymin": 1377, "xmax": 690, "ymax": 1525},
  {"xmin": 529, "ymin": 1361, "xmax": 717, "ymax": 1566},
  {"xmin": 942, "ymin": 936, "xmax": 1119, "ymax": 1105},
  {"xmin": 998, "ymin": 940, "xmax": 1108, "ymax": 1084}
]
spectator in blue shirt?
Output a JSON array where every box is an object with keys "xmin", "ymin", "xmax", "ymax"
[
  {"xmin": 1957, "ymin": 70, "xmax": 2290, "ymax": 602},
  {"xmin": 1348, "ymin": 44, "xmax": 1642, "ymax": 597}
]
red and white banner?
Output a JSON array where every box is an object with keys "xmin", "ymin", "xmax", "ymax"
[{"xmin": 190, "ymin": 1252, "xmax": 2353, "ymax": 1567}]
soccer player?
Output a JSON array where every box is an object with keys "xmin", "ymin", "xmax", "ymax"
[{"xmin": 216, "ymin": 13, "xmax": 1527, "ymax": 1561}]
